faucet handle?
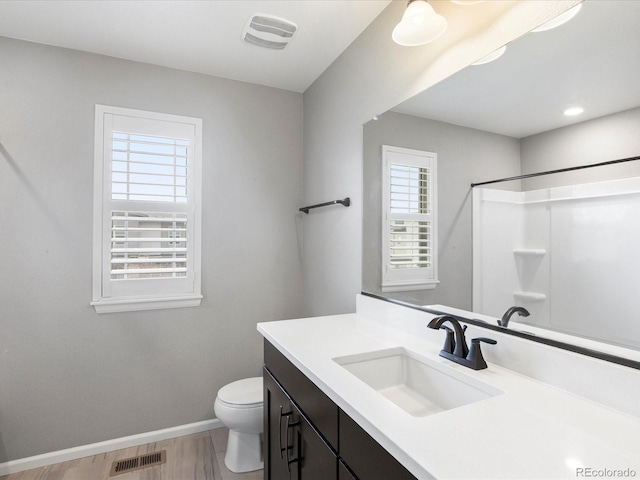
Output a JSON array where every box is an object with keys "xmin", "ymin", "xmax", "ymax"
[
  {"xmin": 473, "ymin": 337, "xmax": 496, "ymax": 345},
  {"xmin": 440, "ymin": 326, "xmax": 455, "ymax": 354},
  {"xmin": 454, "ymin": 324, "xmax": 470, "ymax": 358},
  {"xmin": 466, "ymin": 337, "xmax": 497, "ymax": 370}
]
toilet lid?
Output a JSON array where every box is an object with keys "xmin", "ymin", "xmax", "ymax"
[{"xmin": 217, "ymin": 377, "xmax": 263, "ymax": 406}]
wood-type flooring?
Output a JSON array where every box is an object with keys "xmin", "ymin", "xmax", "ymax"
[{"xmin": 1, "ymin": 428, "xmax": 263, "ymax": 480}]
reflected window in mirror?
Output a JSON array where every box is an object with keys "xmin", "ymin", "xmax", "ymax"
[
  {"xmin": 364, "ymin": 1, "xmax": 640, "ymax": 368},
  {"xmin": 381, "ymin": 145, "xmax": 438, "ymax": 292}
]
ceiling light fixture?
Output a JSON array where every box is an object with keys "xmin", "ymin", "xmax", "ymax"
[
  {"xmin": 532, "ymin": 4, "xmax": 582, "ymax": 33},
  {"xmin": 472, "ymin": 45, "xmax": 507, "ymax": 65},
  {"xmin": 564, "ymin": 106, "xmax": 584, "ymax": 116},
  {"xmin": 392, "ymin": 0, "xmax": 447, "ymax": 47}
]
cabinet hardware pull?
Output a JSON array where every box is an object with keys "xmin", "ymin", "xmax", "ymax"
[
  {"xmin": 287, "ymin": 430, "xmax": 303, "ymax": 478},
  {"xmin": 286, "ymin": 418, "xmax": 293, "ymax": 473},
  {"xmin": 286, "ymin": 417, "xmax": 301, "ymax": 473},
  {"xmin": 279, "ymin": 406, "xmax": 292, "ymax": 458},
  {"xmin": 286, "ymin": 416, "xmax": 301, "ymax": 466}
]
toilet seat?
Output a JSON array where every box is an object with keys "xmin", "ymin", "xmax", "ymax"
[{"xmin": 217, "ymin": 376, "xmax": 262, "ymax": 408}]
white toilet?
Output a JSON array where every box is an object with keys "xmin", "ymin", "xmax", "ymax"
[{"xmin": 214, "ymin": 376, "xmax": 264, "ymax": 473}]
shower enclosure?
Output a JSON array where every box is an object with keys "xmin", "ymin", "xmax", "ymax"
[{"xmin": 473, "ymin": 175, "xmax": 640, "ymax": 350}]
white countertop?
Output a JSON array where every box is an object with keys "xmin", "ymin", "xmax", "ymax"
[{"xmin": 258, "ymin": 311, "xmax": 640, "ymax": 480}]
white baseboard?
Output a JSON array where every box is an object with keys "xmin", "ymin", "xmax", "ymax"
[{"xmin": 0, "ymin": 418, "xmax": 223, "ymax": 476}]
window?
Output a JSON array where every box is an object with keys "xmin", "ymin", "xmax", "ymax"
[
  {"xmin": 92, "ymin": 105, "xmax": 202, "ymax": 313},
  {"xmin": 381, "ymin": 145, "xmax": 438, "ymax": 292}
]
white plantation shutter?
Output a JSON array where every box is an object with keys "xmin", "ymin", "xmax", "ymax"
[
  {"xmin": 382, "ymin": 146, "xmax": 438, "ymax": 291},
  {"xmin": 389, "ymin": 219, "xmax": 431, "ymax": 269},
  {"xmin": 389, "ymin": 163, "xmax": 430, "ymax": 214},
  {"xmin": 111, "ymin": 132, "xmax": 188, "ymax": 203},
  {"xmin": 92, "ymin": 106, "xmax": 202, "ymax": 313},
  {"xmin": 388, "ymin": 163, "xmax": 432, "ymax": 270},
  {"xmin": 110, "ymin": 212, "xmax": 188, "ymax": 280}
]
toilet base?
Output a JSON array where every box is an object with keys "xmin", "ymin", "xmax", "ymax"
[{"xmin": 224, "ymin": 430, "xmax": 263, "ymax": 473}]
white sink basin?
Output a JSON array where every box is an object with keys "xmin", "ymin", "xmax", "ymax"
[{"xmin": 333, "ymin": 347, "xmax": 503, "ymax": 417}]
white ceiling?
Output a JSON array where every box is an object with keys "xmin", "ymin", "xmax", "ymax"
[
  {"xmin": 0, "ymin": 0, "xmax": 390, "ymax": 93},
  {"xmin": 393, "ymin": 0, "xmax": 640, "ymax": 138}
]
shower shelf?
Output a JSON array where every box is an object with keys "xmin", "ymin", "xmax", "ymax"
[
  {"xmin": 514, "ymin": 291, "xmax": 546, "ymax": 302},
  {"xmin": 513, "ymin": 249, "xmax": 546, "ymax": 257}
]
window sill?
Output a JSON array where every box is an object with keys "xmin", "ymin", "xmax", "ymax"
[
  {"xmin": 91, "ymin": 295, "xmax": 203, "ymax": 314},
  {"xmin": 381, "ymin": 280, "xmax": 439, "ymax": 293}
]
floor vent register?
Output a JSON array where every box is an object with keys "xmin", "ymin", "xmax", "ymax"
[{"xmin": 110, "ymin": 450, "xmax": 167, "ymax": 476}]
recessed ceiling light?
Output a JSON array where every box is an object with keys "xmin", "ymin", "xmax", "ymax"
[
  {"xmin": 564, "ymin": 107, "xmax": 584, "ymax": 116},
  {"xmin": 532, "ymin": 4, "xmax": 582, "ymax": 33}
]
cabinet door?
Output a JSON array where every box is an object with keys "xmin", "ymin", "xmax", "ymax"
[
  {"xmin": 264, "ymin": 340, "xmax": 339, "ymax": 450},
  {"xmin": 294, "ymin": 405, "xmax": 337, "ymax": 480},
  {"xmin": 264, "ymin": 368, "xmax": 294, "ymax": 480},
  {"xmin": 338, "ymin": 460, "xmax": 357, "ymax": 480},
  {"xmin": 339, "ymin": 410, "xmax": 416, "ymax": 480},
  {"xmin": 265, "ymin": 368, "xmax": 337, "ymax": 480}
]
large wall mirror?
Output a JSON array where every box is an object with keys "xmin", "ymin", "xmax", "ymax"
[{"xmin": 362, "ymin": 0, "xmax": 640, "ymax": 368}]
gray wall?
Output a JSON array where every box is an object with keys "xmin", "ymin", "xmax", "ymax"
[
  {"xmin": 362, "ymin": 111, "xmax": 520, "ymax": 307},
  {"xmin": 0, "ymin": 37, "xmax": 303, "ymax": 461},
  {"xmin": 521, "ymin": 106, "xmax": 640, "ymax": 190},
  {"xmin": 0, "ymin": 0, "xmax": 582, "ymax": 464},
  {"xmin": 302, "ymin": 0, "xmax": 580, "ymax": 316},
  {"xmin": 361, "ymin": 104, "xmax": 640, "ymax": 313}
]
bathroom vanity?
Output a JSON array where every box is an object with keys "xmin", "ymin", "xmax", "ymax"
[
  {"xmin": 264, "ymin": 340, "xmax": 416, "ymax": 480},
  {"xmin": 258, "ymin": 295, "xmax": 640, "ymax": 479}
]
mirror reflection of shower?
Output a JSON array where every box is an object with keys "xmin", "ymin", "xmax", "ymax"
[
  {"xmin": 473, "ymin": 162, "xmax": 640, "ymax": 350},
  {"xmin": 363, "ymin": 1, "xmax": 640, "ymax": 362}
]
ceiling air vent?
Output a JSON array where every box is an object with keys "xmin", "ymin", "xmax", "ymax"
[{"xmin": 243, "ymin": 14, "xmax": 298, "ymax": 50}]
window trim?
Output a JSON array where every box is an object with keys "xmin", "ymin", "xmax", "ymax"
[
  {"xmin": 381, "ymin": 145, "xmax": 439, "ymax": 292},
  {"xmin": 91, "ymin": 105, "xmax": 203, "ymax": 313}
]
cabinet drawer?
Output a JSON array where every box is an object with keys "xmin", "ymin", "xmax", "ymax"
[
  {"xmin": 339, "ymin": 410, "xmax": 417, "ymax": 480},
  {"xmin": 264, "ymin": 339, "xmax": 339, "ymax": 450}
]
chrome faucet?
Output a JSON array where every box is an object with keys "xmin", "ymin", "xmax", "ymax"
[
  {"xmin": 498, "ymin": 306, "xmax": 530, "ymax": 328},
  {"xmin": 427, "ymin": 315, "xmax": 496, "ymax": 370}
]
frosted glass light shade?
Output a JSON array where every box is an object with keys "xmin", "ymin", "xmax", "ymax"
[
  {"xmin": 472, "ymin": 45, "xmax": 507, "ymax": 65},
  {"xmin": 392, "ymin": 0, "xmax": 447, "ymax": 47},
  {"xmin": 532, "ymin": 4, "xmax": 582, "ymax": 32}
]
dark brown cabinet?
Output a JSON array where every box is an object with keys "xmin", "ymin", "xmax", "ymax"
[
  {"xmin": 264, "ymin": 369, "xmax": 337, "ymax": 479},
  {"xmin": 338, "ymin": 410, "xmax": 416, "ymax": 480},
  {"xmin": 263, "ymin": 340, "xmax": 418, "ymax": 480},
  {"xmin": 338, "ymin": 460, "xmax": 357, "ymax": 480},
  {"xmin": 291, "ymin": 392, "xmax": 338, "ymax": 479},
  {"xmin": 264, "ymin": 369, "xmax": 293, "ymax": 480}
]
